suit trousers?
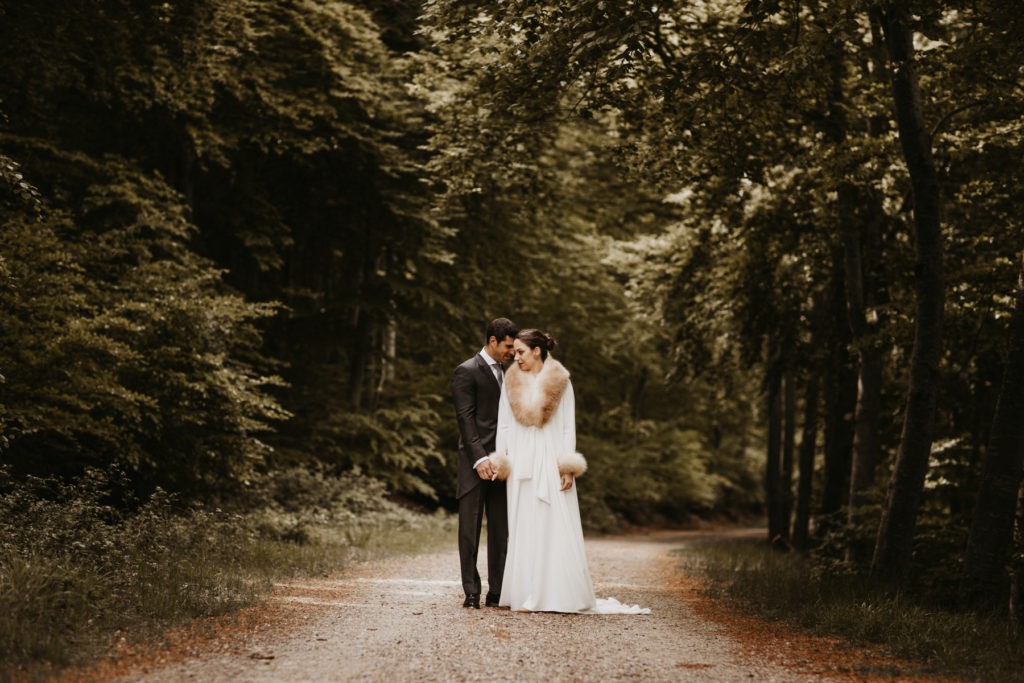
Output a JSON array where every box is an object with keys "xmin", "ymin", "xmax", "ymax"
[{"xmin": 458, "ymin": 478, "xmax": 508, "ymax": 596}]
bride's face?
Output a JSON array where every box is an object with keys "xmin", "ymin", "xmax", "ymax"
[{"xmin": 513, "ymin": 339, "xmax": 542, "ymax": 372}]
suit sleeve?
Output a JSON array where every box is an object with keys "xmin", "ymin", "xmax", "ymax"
[
  {"xmin": 453, "ymin": 364, "xmax": 488, "ymax": 462},
  {"xmin": 561, "ymin": 380, "xmax": 577, "ymax": 454}
]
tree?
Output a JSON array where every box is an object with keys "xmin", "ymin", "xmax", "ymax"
[
  {"xmin": 0, "ymin": 138, "xmax": 287, "ymax": 495},
  {"xmin": 961, "ymin": 252, "xmax": 1024, "ymax": 609},
  {"xmin": 869, "ymin": 2, "xmax": 946, "ymax": 587}
]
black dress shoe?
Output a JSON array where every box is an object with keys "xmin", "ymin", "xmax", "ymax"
[
  {"xmin": 485, "ymin": 593, "xmax": 500, "ymax": 607},
  {"xmin": 463, "ymin": 593, "xmax": 480, "ymax": 609}
]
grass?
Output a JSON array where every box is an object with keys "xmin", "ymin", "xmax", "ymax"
[
  {"xmin": 684, "ymin": 537, "xmax": 1024, "ymax": 682},
  {"xmin": 0, "ymin": 469, "xmax": 456, "ymax": 683}
]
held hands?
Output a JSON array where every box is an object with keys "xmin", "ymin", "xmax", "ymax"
[
  {"xmin": 476, "ymin": 458, "xmax": 497, "ymax": 481},
  {"xmin": 478, "ymin": 458, "xmax": 574, "ymax": 486}
]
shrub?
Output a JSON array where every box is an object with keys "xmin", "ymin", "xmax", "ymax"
[
  {"xmin": 687, "ymin": 537, "xmax": 1024, "ymax": 682},
  {"xmin": 0, "ymin": 465, "xmax": 454, "ymax": 677},
  {"xmin": 0, "ymin": 140, "xmax": 287, "ymax": 497}
]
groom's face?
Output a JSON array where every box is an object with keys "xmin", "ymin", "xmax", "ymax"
[{"xmin": 488, "ymin": 336, "xmax": 515, "ymax": 364}]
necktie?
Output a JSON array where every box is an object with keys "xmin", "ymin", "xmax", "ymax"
[{"xmin": 494, "ymin": 363, "xmax": 503, "ymax": 386}]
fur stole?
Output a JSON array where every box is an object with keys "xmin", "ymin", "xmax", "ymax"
[
  {"xmin": 489, "ymin": 357, "xmax": 587, "ymax": 480},
  {"xmin": 505, "ymin": 357, "xmax": 570, "ymax": 428}
]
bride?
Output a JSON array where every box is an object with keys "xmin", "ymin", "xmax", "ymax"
[{"xmin": 490, "ymin": 329, "xmax": 649, "ymax": 614}]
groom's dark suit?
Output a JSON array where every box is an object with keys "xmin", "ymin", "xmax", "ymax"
[{"xmin": 452, "ymin": 353, "xmax": 508, "ymax": 599}]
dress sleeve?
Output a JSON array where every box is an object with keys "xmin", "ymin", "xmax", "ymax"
[
  {"xmin": 561, "ymin": 380, "xmax": 577, "ymax": 454},
  {"xmin": 495, "ymin": 385, "xmax": 512, "ymax": 456}
]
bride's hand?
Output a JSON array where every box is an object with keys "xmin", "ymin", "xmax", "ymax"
[{"xmin": 559, "ymin": 473, "xmax": 574, "ymax": 491}]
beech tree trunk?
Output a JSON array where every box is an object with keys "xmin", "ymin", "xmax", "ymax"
[
  {"xmin": 380, "ymin": 317, "xmax": 397, "ymax": 387},
  {"xmin": 780, "ymin": 365, "xmax": 797, "ymax": 544},
  {"xmin": 766, "ymin": 336, "xmax": 787, "ymax": 545},
  {"xmin": 793, "ymin": 374, "xmax": 821, "ymax": 552},
  {"xmin": 348, "ymin": 305, "xmax": 375, "ymax": 410},
  {"xmin": 823, "ymin": 31, "xmax": 885, "ymax": 563},
  {"xmin": 962, "ymin": 252, "xmax": 1024, "ymax": 610},
  {"xmin": 847, "ymin": 342, "xmax": 884, "ymax": 562},
  {"xmin": 870, "ymin": 3, "xmax": 946, "ymax": 587},
  {"xmin": 841, "ymin": 183, "xmax": 886, "ymax": 564},
  {"xmin": 1010, "ymin": 482, "xmax": 1024, "ymax": 625},
  {"xmin": 820, "ymin": 260, "xmax": 857, "ymax": 525}
]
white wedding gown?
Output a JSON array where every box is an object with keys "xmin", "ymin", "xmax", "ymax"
[{"xmin": 496, "ymin": 376, "xmax": 649, "ymax": 615}]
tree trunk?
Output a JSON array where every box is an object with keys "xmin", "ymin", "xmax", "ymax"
[
  {"xmin": 1010, "ymin": 482, "xmax": 1024, "ymax": 627},
  {"xmin": 847, "ymin": 342, "xmax": 884, "ymax": 563},
  {"xmin": 766, "ymin": 336, "xmax": 787, "ymax": 545},
  {"xmin": 780, "ymin": 364, "xmax": 797, "ymax": 544},
  {"xmin": 793, "ymin": 374, "xmax": 821, "ymax": 552},
  {"xmin": 823, "ymin": 31, "xmax": 885, "ymax": 563},
  {"xmin": 841, "ymin": 182, "xmax": 886, "ymax": 564},
  {"xmin": 962, "ymin": 252, "xmax": 1024, "ymax": 610},
  {"xmin": 870, "ymin": 3, "xmax": 946, "ymax": 587},
  {"xmin": 348, "ymin": 305, "xmax": 375, "ymax": 410},
  {"xmin": 379, "ymin": 316, "xmax": 397, "ymax": 388},
  {"xmin": 820, "ymin": 259, "xmax": 857, "ymax": 525}
]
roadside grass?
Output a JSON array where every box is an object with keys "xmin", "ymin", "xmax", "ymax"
[
  {"xmin": 0, "ymin": 468, "xmax": 455, "ymax": 683},
  {"xmin": 684, "ymin": 538, "xmax": 1024, "ymax": 682}
]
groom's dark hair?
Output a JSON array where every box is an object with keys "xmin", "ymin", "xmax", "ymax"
[{"xmin": 486, "ymin": 317, "xmax": 518, "ymax": 343}]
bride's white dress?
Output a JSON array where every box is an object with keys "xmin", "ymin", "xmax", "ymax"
[{"xmin": 495, "ymin": 367, "xmax": 649, "ymax": 615}]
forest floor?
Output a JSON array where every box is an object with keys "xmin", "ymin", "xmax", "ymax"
[{"xmin": 60, "ymin": 528, "xmax": 957, "ymax": 683}]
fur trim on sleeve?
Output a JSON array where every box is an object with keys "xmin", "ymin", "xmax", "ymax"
[
  {"xmin": 489, "ymin": 452, "xmax": 511, "ymax": 481},
  {"xmin": 557, "ymin": 451, "xmax": 587, "ymax": 477}
]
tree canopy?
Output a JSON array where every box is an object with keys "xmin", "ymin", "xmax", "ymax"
[{"xmin": 3, "ymin": 0, "xmax": 1024, "ymax": 614}]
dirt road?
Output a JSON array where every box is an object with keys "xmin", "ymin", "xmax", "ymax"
[{"xmin": 100, "ymin": 530, "xmax": 930, "ymax": 682}]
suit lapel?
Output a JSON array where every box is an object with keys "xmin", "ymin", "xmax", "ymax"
[{"xmin": 475, "ymin": 353, "xmax": 501, "ymax": 389}]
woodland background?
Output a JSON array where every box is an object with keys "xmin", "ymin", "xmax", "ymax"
[{"xmin": 2, "ymin": 0, "xmax": 1024, "ymax": 670}]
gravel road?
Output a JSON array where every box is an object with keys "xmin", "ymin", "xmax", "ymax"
[{"xmin": 105, "ymin": 528, "xmax": 891, "ymax": 682}]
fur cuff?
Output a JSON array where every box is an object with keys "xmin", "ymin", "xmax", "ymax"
[
  {"xmin": 557, "ymin": 452, "xmax": 587, "ymax": 477},
  {"xmin": 489, "ymin": 452, "xmax": 511, "ymax": 480}
]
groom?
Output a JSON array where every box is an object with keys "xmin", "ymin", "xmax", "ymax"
[{"xmin": 452, "ymin": 317, "xmax": 517, "ymax": 608}]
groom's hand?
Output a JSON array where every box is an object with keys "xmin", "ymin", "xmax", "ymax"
[{"xmin": 476, "ymin": 459, "xmax": 496, "ymax": 480}]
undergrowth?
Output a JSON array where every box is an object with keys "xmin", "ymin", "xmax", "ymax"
[
  {"xmin": 685, "ymin": 538, "xmax": 1024, "ymax": 682},
  {"xmin": 0, "ymin": 466, "xmax": 454, "ymax": 682}
]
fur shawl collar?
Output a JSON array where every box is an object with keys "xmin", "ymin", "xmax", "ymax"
[{"xmin": 505, "ymin": 357, "xmax": 570, "ymax": 428}]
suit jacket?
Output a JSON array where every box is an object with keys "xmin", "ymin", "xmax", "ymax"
[{"xmin": 452, "ymin": 353, "xmax": 503, "ymax": 498}]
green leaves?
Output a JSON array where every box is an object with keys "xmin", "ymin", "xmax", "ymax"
[
  {"xmin": 0, "ymin": 0, "xmax": 468, "ymax": 500},
  {"xmin": 0, "ymin": 154, "xmax": 41, "ymax": 212},
  {"xmin": 0, "ymin": 137, "xmax": 286, "ymax": 493}
]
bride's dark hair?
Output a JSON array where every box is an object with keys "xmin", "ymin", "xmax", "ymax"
[{"xmin": 516, "ymin": 328, "xmax": 557, "ymax": 360}]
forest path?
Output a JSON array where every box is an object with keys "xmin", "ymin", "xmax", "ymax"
[{"xmin": 99, "ymin": 529, "xmax": 938, "ymax": 682}]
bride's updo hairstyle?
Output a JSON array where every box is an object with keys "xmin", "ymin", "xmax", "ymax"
[{"xmin": 517, "ymin": 328, "xmax": 557, "ymax": 360}]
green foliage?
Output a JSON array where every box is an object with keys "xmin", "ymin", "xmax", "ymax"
[
  {"xmin": 578, "ymin": 407, "xmax": 761, "ymax": 531},
  {"xmin": 0, "ymin": 139, "xmax": 286, "ymax": 493},
  {"xmin": 8, "ymin": 0, "xmax": 1021, "ymax": 643},
  {"xmin": 0, "ymin": 152, "xmax": 41, "ymax": 211},
  {"xmin": 689, "ymin": 538, "xmax": 1024, "ymax": 682},
  {"xmin": 275, "ymin": 359, "xmax": 451, "ymax": 500},
  {"xmin": 2, "ymin": 2, "xmax": 1023, "ymax": 675},
  {"xmin": 0, "ymin": 465, "xmax": 454, "ymax": 676},
  {"xmin": 1, "ymin": 0, "xmax": 771, "ymax": 518},
  {"xmin": 0, "ymin": 0, "xmax": 452, "ymax": 501},
  {"xmin": 311, "ymin": 398, "xmax": 447, "ymax": 499},
  {"xmin": 0, "ymin": 468, "xmax": 260, "ymax": 670},
  {"xmin": 418, "ymin": 0, "xmax": 1024, "ymax": 586},
  {"xmin": 417, "ymin": 14, "xmax": 766, "ymax": 519}
]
